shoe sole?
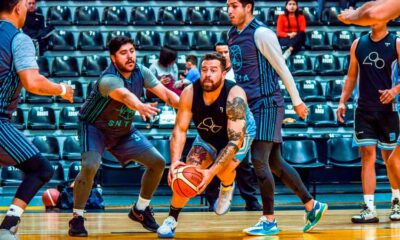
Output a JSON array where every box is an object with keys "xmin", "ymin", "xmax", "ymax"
[
  {"xmin": 128, "ymin": 212, "xmax": 158, "ymax": 232},
  {"xmin": 243, "ymin": 228, "xmax": 280, "ymax": 236},
  {"xmin": 304, "ymin": 203, "xmax": 328, "ymax": 233},
  {"xmin": 214, "ymin": 201, "xmax": 231, "ymax": 216},
  {"xmin": 157, "ymin": 231, "xmax": 175, "ymax": 238},
  {"xmin": 351, "ymin": 218, "xmax": 379, "ymax": 223},
  {"xmin": 68, "ymin": 230, "xmax": 88, "ymax": 237}
]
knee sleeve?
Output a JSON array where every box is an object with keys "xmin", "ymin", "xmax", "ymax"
[{"xmin": 17, "ymin": 154, "xmax": 54, "ymax": 183}]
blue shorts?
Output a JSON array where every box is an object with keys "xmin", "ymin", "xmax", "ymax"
[
  {"xmin": 252, "ymin": 106, "xmax": 284, "ymax": 142},
  {"xmin": 79, "ymin": 121, "xmax": 154, "ymax": 166},
  {"xmin": 0, "ymin": 119, "xmax": 40, "ymax": 166}
]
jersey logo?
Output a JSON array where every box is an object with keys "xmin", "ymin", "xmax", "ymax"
[
  {"xmin": 220, "ymin": 107, "xmax": 224, "ymax": 113},
  {"xmin": 116, "ymin": 106, "xmax": 135, "ymax": 121},
  {"xmin": 197, "ymin": 117, "xmax": 222, "ymax": 133},
  {"xmin": 385, "ymin": 42, "xmax": 391, "ymax": 47},
  {"xmin": 363, "ymin": 52, "xmax": 385, "ymax": 69},
  {"xmin": 229, "ymin": 45, "xmax": 243, "ymax": 72}
]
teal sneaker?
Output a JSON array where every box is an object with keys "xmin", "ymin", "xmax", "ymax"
[
  {"xmin": 303, "ymin": 201, "xmax": 328, "ymax": 232},
  {"xmin": 243, "ymin": 216, "xmax": 280, "ymax": 236},
  {"xmin": 157, "ymin": 216, "xmax": 177, "ymax": 238}
]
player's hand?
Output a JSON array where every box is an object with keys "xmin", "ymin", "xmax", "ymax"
[
  {"xmin": 168, "ymin": 161, "xmax": 186, "ymax": 186},
  {"xmin": 294, "ymin": 102, "xmax": 308, "ymax": 120},
  {"xmin": 196, "ymin": 169, "xmax": 215, "ymax": 194},
  {"xmin": 336, "ymin": 103, "xmax": 346, "ymax": 123},
  {"xmin": 379, "ymin": 89, "xmax": 397, "ymax": 104},
  {"xmin": 137, "ymin": 102, "xmax": 160, "ymax": 121},
  {"xmin": 60, "ymin": 83, "xmax": 74, "ymax": 103},
  {"xmin": 338, "ymin": 8, "xmax": 356, "ymax": 25}
]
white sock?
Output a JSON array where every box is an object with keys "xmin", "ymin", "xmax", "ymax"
[
  {"xmin": 7, "ymin": 205, "xmax": 24, "ymax": 217},
  {"xmin": 364, "ymin": 195, "xmax": 375, "ymax": 210},
  {"xmin": 73, "ymin": 208, "xmax": 85, "ymax": 217},
  {"xmin": 136, "ymin": 196, "xmax": 151, "ymax": 211},
  {"xmin": 392, "ymin": 189, "xmax": 400, "ymax": 201}
]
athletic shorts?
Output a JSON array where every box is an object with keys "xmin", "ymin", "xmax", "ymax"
[
  {"xmin": 0, "ymin": 119, "xmax": 40, "ymax": 166},
  {"xmin": 79, "ymin": 121, "xmax": 154, "ymax": 166},
  {"xmin": 353, "ymin": 109, "xmax": 399, "ymax": 150},
  {"xmin": 251, "ymin": 106, "xmax": 284, "ymax": 142}
]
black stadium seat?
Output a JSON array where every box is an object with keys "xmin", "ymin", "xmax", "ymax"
[
  {"xmin": 314, "ymin": 54, "xmax": 343, "ymax": 76},
  {"xmin": 106, "ymin": 31, "xmax": 131, "ymax": 45},
  {"xmin": 25, "ymin": 92, "xmax": 53, "ymax": 104},
  {"xmin": 135, "ymin": 31, "xmax": 161, "ymax": 50},
  {"xmin": 37, "ymin": 56, "xmax": 50, "ymax": 77},
  {"xmin": 46, "ymin": 6, "xmax": 72, "ymax": 25},
  {"xmin": 157, "ymin": 7, "xmax": 184, "ymax": 25},
  {"xmin": 56, "ymin": 80, "xmax": 84, "ymax": 103},
  {"xmin": 32, "ymin": 136, "xmax": 60, "ymax": 161},
  {"xmin": 283, "ymin": 104, "xmax": 308, "ymax": 128},
  {"xmin": 213, "ymin": 7, "xmax": 230, "ymax": 26},
  {"xmin": 332, "ymin": 30, "xmax": 356, "ymax": 50},
  {"xmin": 342, "ymin": 103, "xmax": 355, "ymax": 127},
  {"xmin": 185, "ymin": 6, "xmax": 211, "ymax": 25},
  {"xmin": 282, "ymin": 140, "xmax": 324, "ymax": 168},
  {"xmin": 307, "ymin": 104, "xmax": 337, "ymax": 127},
  {"xmin": 103, "ymin": 6, "xmax": 128, "ymax": 25},
  {"xmin": 301, "ymin": 7, "xmax": 320, "ymax": 26},
  {"xmin": 327, "ymin": 138, "xmax": 361, "ymax": 167},
  {"xmin": 191, "ymin": 31, "xmax": 217, "ymax": 50},
  {"xmin": 52, "ymin": 56, "xmax": 79, "ymax": 77},
  {"xmin": 322, "ymin": 7, "xmax": 344, "ymax": 25},
  {"xmin": 47, "ymin": 30, "xmax": 75, "ymax": 51},
  {"xmin": 288, "ymin": 55, "xmax": 315, "ymax": 76},
  {"xmin": 27, "ymin": 107, "xmax": 57, "ymax": 130},
  {"xmin": 325, "ymin": 79, "xmax": 346, "ymax": 101},
  {"xmin": 266, "ymin": 7, "xmax": 284, "ymax": 25},
  {"xmin": 130, "ymin": 7, "xmax": 156, "ymax": 25},
  {"xmin": 11, "ymin": 108, "xmax": 25, "ymax": 130},
  {"xmin": 1, "ymin": 166, "xmax": 23, "ymax": 186},
  {"xmin": 62, "ymin": 136, "xmax": 81, "ymax": 161},
  {"xmin": 81, "ymin": 55, "xmax": 108, "ymax": 77},
  {"xmin": 77, "ymin": 31, "xmax": 104, "ymax": 51},
  {"xmin": 253, "ymin": 8, "xmax": 266, "ymax": 23},
  {"xmin": 49, "ymin": 162, "xmax": 65, "ymax": 185},
  {"xmin": 59, "ymin": 106, "xmax": 80, "ymax": 130},
  {"xmin": 163, "ymin": 31, "xmax": 190, "ymax": 50},
  {"xmin": 74, "ymin": 6, "xmax": 100, "ymax": 25},
  {"xmin": 298, "ymin": 80, "xmax": 325, "ymax": 102},
  {"xmin": 305, "ymin": 30, "xmax": 331, "ymax": 50},
  {"xmin": 68, "ymin": 161, "xmax": 81, "ymax": 181},
  {"xmin": 142, "ymin": 54, "xmax": 159, "ymax": 68}
]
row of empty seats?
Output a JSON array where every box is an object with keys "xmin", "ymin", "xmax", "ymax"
[{"xmin": 40, "ymin": 5, "xmax": 397, "ymax": 27}]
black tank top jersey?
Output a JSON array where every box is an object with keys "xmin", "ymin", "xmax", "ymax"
[
  {"xmin": 192, "ymin": 80, "xmax": 236, "ymax": 152},
  {"xmin": 355, "ymin": 32, "xmax": 399, "ymax": 111}
]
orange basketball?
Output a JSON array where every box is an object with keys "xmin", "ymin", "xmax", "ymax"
[
  {"xmin": 171, "ymin": 165, "xmax": 203, "ymax": 198},
  {"xmin": 42, "ymin": 188, "xmax": 60, "ymax": 208}
]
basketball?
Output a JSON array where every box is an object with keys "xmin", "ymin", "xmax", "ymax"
[
  {"xmin": 171, "ymin": 165, "xmax": 203, "ymax": 198},
  {"xmin": 42, "ymin": 188, "xmax": 60, "ymax": 208}
]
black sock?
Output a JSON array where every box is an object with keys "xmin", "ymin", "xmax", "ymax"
[
  {"xmin": 221, "ymin": 183, "xmax": 233, "ymax": 188},
  {"xmin": 169, "ymin": 206, "xmax": 182, "ymax": 221},
  {"xmin": 0, "ymin": 215, "xmax": 20, "ymax": 230}
]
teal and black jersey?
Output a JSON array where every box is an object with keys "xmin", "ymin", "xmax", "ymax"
[
  {"xmin": 0, "ymin": 21, "xmax": 23, "ymax": 120},
  {"xmin": 355, "ymin": 32, "xmax": 399, "ymax": 112},
  {"xmin": 79, "ymin": 63, "xmax": 159, "ymax": 136}
]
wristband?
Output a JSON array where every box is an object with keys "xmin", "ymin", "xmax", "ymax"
[{"xmin": 60, "ymin": 83, "xmax": 67, "ymax": 96}]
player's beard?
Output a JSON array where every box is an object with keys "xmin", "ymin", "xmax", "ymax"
[
  {"xmin": 115, "ymin": 60, "xmax": 135, "ymax": 74},
  {"xmin": 201, "ymin": 77, "xmax": 222, "ymax": 92}
]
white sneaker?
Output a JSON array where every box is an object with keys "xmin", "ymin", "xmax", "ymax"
[
  {"xmin": 243, "ymin": 216, "xmax": 280, "ymax": 236},
  {"xmin": 157, "ymin": 216, "xmax": 177, "ymax": 238},
  {"xmin": 0, "ymin": 229, "xmax": 18, "ymax": 240},
  {"xmin": 390, "ymin": 198, "xmax": 400, "ymax": 221},
  {"xmin": 214, "ymin": 182, "xmax": 235, "ymax": 215},
  {"xmin": 351, "ymin": 204, "xmax": 379, "ymax": 223},
  {"xmin": 283, "ymin": 49, "xmax": 292, "ymax": 60}
]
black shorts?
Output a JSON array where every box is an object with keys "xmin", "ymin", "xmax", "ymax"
[{"xmin": 353, "ymin": 109, "xmax": 399, "ymax": 150}]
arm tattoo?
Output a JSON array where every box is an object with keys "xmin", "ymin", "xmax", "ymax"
[
  {"xmin": 186, "ymin": 146, "xmax": 208, "ymax": 166},
  {"xmin": 226, "ymin": 97, "xmax": 246, "ymax": 121},
  {"xmin": 228, "ymin": 128, "xmax": 242, "ymax": 141},
  {"xmin": 215, "ymin": 142, "xmax": 239, "ymax": 166}
]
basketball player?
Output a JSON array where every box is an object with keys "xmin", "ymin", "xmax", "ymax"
[
  {"xmin": 227, "ymin": 0, "xmax": 328, "ymax": 235},
  {"xmin": 338, "ymin": 0, "xmax": 400, "ymax": 26},
  {"xmin": 0, "ymin": 0, "xmax": 74, "ymax": 239},
  {"xmin": 203, "ymin": 40, "xmax": 262, "ymax": 211},
  {"xmin": 68, "ymin": 36, "xmax": 179, "ymax": 237},
  {"xmin": 337, "ymin": 21, "xmax": 400, "ymax": 223},
  {"xmin": 157, "ymin": 53, "xmax": 256, "ymax": 238}
]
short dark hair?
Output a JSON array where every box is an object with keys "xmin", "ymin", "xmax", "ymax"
[
  {"xmin": 214, "ymin": 40, "xmax": 228, "ymax": 51},
  {"xmin": 158, "ymin": 46, "xmax": 177, "ymax": 67},
  {"xmin": 201, "ymin": 53, "xmax": 227, "ymax": 71},
  {"xmin": 238, "ymin": 0, "xmax": 254, "ymax": 13},
  {"xmin": 108, "ymin": 36, "xmax": 135, "ymax": 55},
  {"xmin": 0, "ymin": 0, "xmax": 21, "ymax": 13},
  {"xmin": 186, "ymin": 55, "xmax": 197, "ymax": 66}
]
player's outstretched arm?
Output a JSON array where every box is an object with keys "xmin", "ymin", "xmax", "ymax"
[
  {"xmin": 168, "ymin": 86, "xmax": 194, "ymax": 184},
  {"xmin": 337, "ymin": 39, "xmax": 359, "ymax": 123},
  {"xmin": 19, "ymin": 69, "xmax": 74, "ymax": 103},
  {"xmin": 338, "ymin": 0, "xmax": 400, "ymax": 26},
  {"xmin": 147, "ymin": 83, "xmax": 180, "ymax": 109},
  {"xmin": 197, "ymin": 86, "xmax": 246, "ymax": 192}
]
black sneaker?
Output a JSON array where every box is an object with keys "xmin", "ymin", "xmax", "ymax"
[
  {"xmin": 68, "ymin": 216, "xmax": 88, "ymax": 237},
  {"xmin": 0, "ymin": 215, "xmax": 20, "ymax": 240},
  {"xmin": 128, "ymin": 204, "xmax": 159, "ymax": 232}
]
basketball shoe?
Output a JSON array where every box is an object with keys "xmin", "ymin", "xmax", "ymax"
[
  {"xmin": 243, "ymin": 216, "xmax": 280, "ymax": 235},
  {"xmin": 128, "ymin": 204, "xmax": 159, "ymax": 232},
  {"xmin": 214, "ymin": 182, "xmax": 235, "ymax": 215},
  {"xmin": 351, "ymin": 204, "xmax": 379, "ymax": 223},
  {"xmin": 68, "ymin": 215, "xmax": 88, "ymax": 237},
  {"xmin": 303, "ymin": 201, "xmax": 328, "ymax": 232},
  {"xmin": 0, "ymin": 215, "xmax": 20, "ymax": 240},
  {"xmin": 157, "ymin": 216, "xmax": 177, "ymax": 238},
  {"xmin": 390, "ymin": 198, "xmax": 400, "ymax": 221}
]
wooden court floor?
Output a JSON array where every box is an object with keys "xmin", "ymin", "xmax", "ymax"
[{"xmin": 4, "ymin": 209, "xmax": 400, "ymax": 239}]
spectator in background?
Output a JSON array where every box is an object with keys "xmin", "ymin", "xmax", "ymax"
[
  {"xmin": 277, "ymin": 0, "xmax": 306, "ymax": 60},
  {"xmin": 148, "ymin": 46, "xmax": 183, "ymax": 100},
  {"xmin": 22, "ymin": 0, "xmax": 54, "ymax": 56},
  {"xmin": 176, "ymin": 55, "xmax": 200, "ymax": 88},
  {"xmin": 318, "ymin": 0, "xmax": 357, "ymax": 20}
]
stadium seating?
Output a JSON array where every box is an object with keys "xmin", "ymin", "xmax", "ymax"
[
  {"xmin": 103, "ymin": 6, "xmax": 128, "ymax": 25},
  {"xmin": 1, "ymin": 166, "xmax": 23, "ymax": 186},
  {"xmin": 212, "ymin": 7, "xmax": 230, "ymax": 26},
  {"xmin": 74, "ymin": 6, "xmax": 100, "ymax": 25},
  {"xmin": 191, "ymin": 31, "xmax": 218, "ymax": 50},
  {"xmin": 158, "ymin": 7, "xmax": 184, "ymax": 25},
  {"xmin": 282, "ymin": 140, "xmax": 324, "ymax": 169},
  {"xmin": 62, "ymin": 136, "xmax": 81, "ymax": 160},
  {"xmin": 288, "ymin": 55, "xmax": 315, "ymax": 76},
  {"xmin": 185, "ymin": 7, "xmax": 211, "ymax": 25},
  {"xmin": 332, "ymin": 30, "xmax": 356, "ymax": 50},
  {"xmin": 77, "ymin": 31, "xmax": 104, "ymax": 51},
  {"xmin": 106, "ymin": 31, "xmax": 132, "ymax": 45},
  {"xmin": 325, "ymin": 79, "xmax": 345, "ymax": 101},
  {"xmin": 327, "ymin": 137, "xmax": 361, "ymax": 167},
  {"xmin": 305, "ymin": 30, "xmax": 332, "ymax": 50},
  {"xmin": 307, "ymin": 104, "xmax": 337, "ymax": 127},
  {"xmin": 298, "ymin": 80, "xmax": 325, "ymax": 102},
  {"xmin": 59, "ymin": 107, "xmax": 80, "ymax": 130},
  {"xmin": 47, "ymin": 30, "xmax": 75, "ymax": 51},
  {"xmin": 266, "ymin": 7, "xmax": 284, "ymax": 25},
  {"xmin": 52, "ymin": 56, "xmax": 79, "ymax": 77},
  {"xmin": 46, "ymin": 6, "xmax": 72, "ymax": 25},
  {"xmin": 283, "ymin": 104, "xmax": 308, "ymax": 128},
  {"xmin": 11, "ymin": 108, "xmax": 25, "ymax": 130},
  {"xmin": 81, "ymin": 55, "xmax": 108, "ymax": 77},
  {"xmin": 314, "ymin": 54, "xmax": 343, "ymax": 76},
  {"xmin": 32, "ymin": 136, "xmax": 60, "ymax": 161},
  {"xmin": 27, "ymin": 107, "xmax": 57, "ymax": 130},
  {"xmin": 36, "ymin": 56, "xmax": 50, "ymax": 77},
  {"xmin": 163, "ymin": 31, "xmax": 190, "ymax": 50},
  {"xmin": 135, "ymin": 31, "xmax": 161, "ymax": 50},
  {"xmin": 131, "ymin": 7, "xmax": 156, "ymax": 25}
]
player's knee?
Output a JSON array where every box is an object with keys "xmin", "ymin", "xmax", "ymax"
[
  {"xmin": 81, "ymin": 152, "xmax": 101, "ymax": 176},
  {"xmin": 143, "ymin": 149, "xmax": 166, "ymax": 171},
  {"xmin": 360, "ymin": 147, "xmax": 375, "ymax": 158},
  {"xmin": 38, "ymin": 155, "xmax": 54, "ymax": 183}
]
